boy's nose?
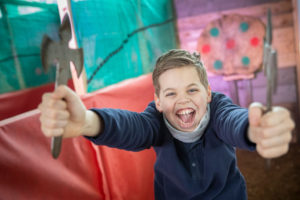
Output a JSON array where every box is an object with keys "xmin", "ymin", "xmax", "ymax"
[{"xmin": 177, "ymin": 96, "xmax": 191, "ymax": 104}]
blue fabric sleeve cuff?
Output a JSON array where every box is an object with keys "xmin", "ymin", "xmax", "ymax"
[{"xmin": 240, "ymin": 118, "xmax": 256, "ymax": 151}]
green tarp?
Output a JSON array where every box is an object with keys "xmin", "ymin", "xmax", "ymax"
[
  {"xmin": 0, "ymin": 0, "xmax": 177, "ymax": 94},
  {"xmin": 71, "ymin": 0, "xmax": 177, "ymax": 92},
  {"xmin": 0, "ymin": 1, "xmax": 59, "ymax": 94}
]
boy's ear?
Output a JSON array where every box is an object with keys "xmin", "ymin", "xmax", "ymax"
[
  {"xmin": 154, "ymin": 93, "xmax": 163, "ymax": 112},
  {"xmin": 207, "ymin": 85, "xmax": 212, "ymax": 103}
]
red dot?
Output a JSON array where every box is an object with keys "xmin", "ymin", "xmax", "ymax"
[
  {"xmin": 202, "ymin": 44, "xmax": 210, "ymax": 54},
  {"xmin": 226, "ymin": 39, "xmax": 235, "ymax": 49},
  {"xmin": 250, "ymin": 37, "xmax": 259, "ymax": 46}
]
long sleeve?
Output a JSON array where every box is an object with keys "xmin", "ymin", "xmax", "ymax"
[
  {"xmin": 210, "ymin": 92, "xmax": 256, "ymax": 151},
  {"xmin": 85, "ymin": 101, "xmax": 162, "ymax": 151}
]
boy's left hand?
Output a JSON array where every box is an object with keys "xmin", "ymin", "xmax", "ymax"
[{"xmin": 247, "ymin": 102, "xmax": 295, "ymax": 158}]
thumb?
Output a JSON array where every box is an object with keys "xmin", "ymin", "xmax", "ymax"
[
  {"xmin": 52, "ymin": 85, "xmax": 86, "ymax": 120},
  {"xmin": 248, "ymin": 102, "xmax": 264, "ymax": 126},
  {"xmin": 52, "ymin": 85, "xmax": 76, "ymax": 102}
]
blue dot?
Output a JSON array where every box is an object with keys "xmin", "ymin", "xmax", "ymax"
[
  {"xmin": 241, "ymin": 56, "xmax": 250, "ymax": 66},
  {"xmin": 210, "ymin": 27, "xmax": 219, "ymax": 37},
  {"xmin": 240, "ymin": 22, "xmax": 249, "ymax": 32},
  {"xmin": 213, "ymin": 60, "xmax": 223, "ymax": 70}
]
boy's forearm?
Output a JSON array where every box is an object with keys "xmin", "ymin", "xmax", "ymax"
[{"xmin": 82, "ymin": 110, "xmax": 103, "ymax": 137}]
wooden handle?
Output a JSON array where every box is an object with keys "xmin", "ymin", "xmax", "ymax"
[{"xmin": 51, "ymin": 136, "xmax": 62, "ymax": 159}]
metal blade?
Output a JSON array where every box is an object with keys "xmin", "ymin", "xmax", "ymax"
[
  {"xmin": 41, "ymin": 35, "xmax": 56, "ymax": 72},
  {"xmin": 70, "ymin": 48, "xmax": 84, "ymax": 77}
]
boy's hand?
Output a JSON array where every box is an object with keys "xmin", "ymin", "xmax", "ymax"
[
  {"xmin": 38, "ymin": 85, "xmax": 101, "ymax": 139},
  {"xmin": 247, "ymin": 102, "xmax": 295, "ymax": 159}
]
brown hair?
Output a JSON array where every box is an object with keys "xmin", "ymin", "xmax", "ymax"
[{"xmin": 152, "ymin": 49, "xmax": 209, "ymax": 95}]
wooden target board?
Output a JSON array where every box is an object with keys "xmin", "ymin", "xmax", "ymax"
[{"xmin": 197, "ymin": 14, "xmax": 265, "ymax": 76}]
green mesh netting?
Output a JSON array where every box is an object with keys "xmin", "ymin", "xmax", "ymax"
[
  {"xmin": 0, "ymin": 0, "xmax": 177, "ymax": 94},
  {"xmin": 71, "ymin": 0, "xmax": 177, "ymax": 92},
  {"xmin": 0, "ymin": 0, "xmax": 59, "ymax": 94}
]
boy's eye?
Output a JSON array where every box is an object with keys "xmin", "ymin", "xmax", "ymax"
[
  {"xmin": 188, "ymin": 88, "xmax": 198, "ymax": 93},
  {"xmin": 165, "ymin": 92, "xmax": 175, "ymax": 97}
]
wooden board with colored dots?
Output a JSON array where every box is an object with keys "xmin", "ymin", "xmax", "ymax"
[{"xmin": 197, "ymin": 14, "xmax": 265, "ymax": 77}]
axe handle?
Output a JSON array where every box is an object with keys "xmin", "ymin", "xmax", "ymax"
[
  {"xmin": 51, "ymin": 136, "xmax": 63, "ymax": 159},
  {"xmin": 51, "ymin": 62, "xmax": 64, "ymax": 159},
  {"xmin": 263, "ymin": 109, "xmax": 272, "ymax": 169},
  {"xmin": 50, "ymin": 98, "xmax": 65, "ymax": 159}
]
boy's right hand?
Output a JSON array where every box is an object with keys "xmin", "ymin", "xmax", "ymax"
[{"xmin": 38, "ymin": 85, "xmax": 88, "ymax": 138}]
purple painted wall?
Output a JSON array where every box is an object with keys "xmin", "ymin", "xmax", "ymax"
[
  {"xmin": 174, "ymin": 0, "xmax": 281, "ymax": 17},
  {"xmin": 208, "ymin": 67, "xmax": 297, "ymax": 108},
  {"xmin": 174, "ymin": 0, "xmax": 298, "ymax": 113}
]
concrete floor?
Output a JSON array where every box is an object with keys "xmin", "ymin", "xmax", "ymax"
[{"xmin": 237, "ymin": 141, "xmax": 300, "ymax": 200}]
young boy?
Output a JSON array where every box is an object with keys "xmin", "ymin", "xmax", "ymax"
[{"xmin": 39, "ymin": 49, "xmax": 294, "ymax": 199}]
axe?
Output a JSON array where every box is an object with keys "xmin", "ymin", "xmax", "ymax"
[
  {"xmin": 263, "ymin": 8, "xmax": 278, "ymax": 112},
  {"xmin": 41, "ymin": 14, "xmax": 84, "ymax": 159},
  {"xmin": 263, "ymin": 8, "xmax": 278, "ymax": 168}
]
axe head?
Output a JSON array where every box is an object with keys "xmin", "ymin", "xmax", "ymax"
[
  {"xmin": 59, "ymin": 14, "xmax": 72, "ymax": 43},
  {"xmin": 70, "ymin": 48, "xmax": 84, "ymax": 77},
  {"xmin": 266, "ymin": 8, "xmax": 272, "ymax": 45},
  {"xmin": 40, "ymin": 14, "xmax": 84, "ymax": 78},
  {"xmin": 41, "ymin": 35, "xmax": 57, "ymax": 72}
]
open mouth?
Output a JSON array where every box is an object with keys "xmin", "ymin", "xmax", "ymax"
[{"xmin": 175, "ymin": 108, "xmax": 196, "ymax": 129}]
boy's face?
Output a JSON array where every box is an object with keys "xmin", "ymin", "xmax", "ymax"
[{"xmin": 154, "ymin": 66, "xmax": 211, "ymax": 132}]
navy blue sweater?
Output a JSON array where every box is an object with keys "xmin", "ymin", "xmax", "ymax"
[{"xmin": 86, "ymin": 92, "xmax": 256, "ymax": 200}]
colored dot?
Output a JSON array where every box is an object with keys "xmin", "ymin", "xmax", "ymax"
[
  {"xmin": 250, "ymin": 37, "xmax": 259, "ymax": 46},
  {"xmin": 241, "ymin": 56, "xmax": 250, "ymax": 66},
  {"xmin": 202, "ymin": 44, "xmax": 211, "ymax": 54},
  {"xmin": 210, "ymin": 27, "xmax": 219, "ymax": 37},
  {"xmin": 226, "ymin": 39, "xmax": 235, "ymax": 49},
  {"xmin": 240, "ymin": 22, "xmax": 249, "ymax": 32},
  {"xmin": 213, "ymin": 60, "xmax": 223, "ymax": 70}
]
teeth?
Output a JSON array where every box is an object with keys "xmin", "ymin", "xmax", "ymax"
[{"xmin": 177, "ymin": 109, "xmax": 194, "ymax": 115}]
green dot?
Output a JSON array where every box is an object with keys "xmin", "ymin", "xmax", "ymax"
[
  {"xmin": 210, "ymin": 27, "xmax": 219, "ymax": 37},
  {"xmin": 242, "ymin": 56, "xmax": 250, "ymax": 66},
  {"xmin": 240, "ymin": 22, "xmax": 249, "ymax": 32},
  {"xmin": 213, "ymin": 60, "xmax": 223, "ymax": 70}
]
